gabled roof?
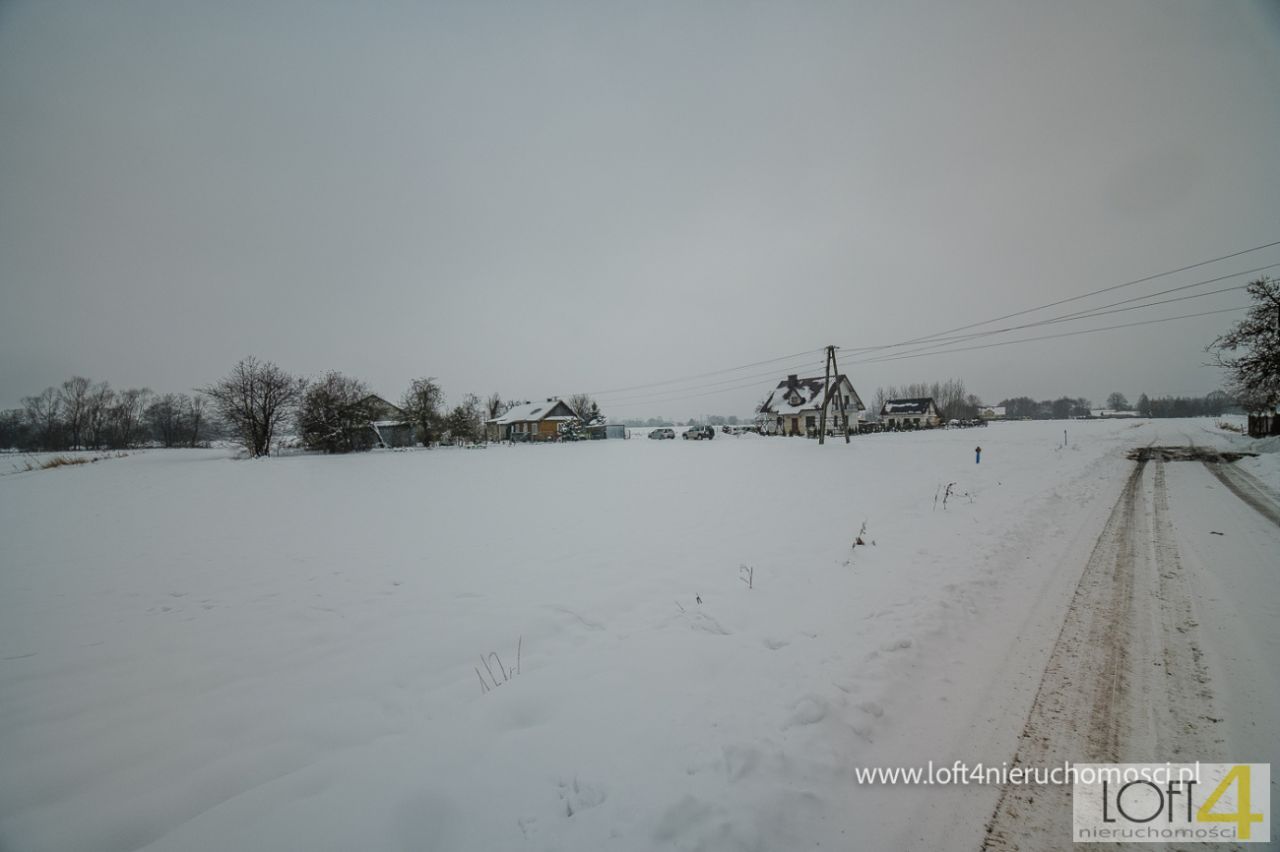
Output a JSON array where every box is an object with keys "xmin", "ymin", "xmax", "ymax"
[
  {"xmin": 762, "ymin": 374, "xmax": 865, "ymax": 416},
  {"xmin": 487, "ymin": 398, "xmax": 577, "ymax": 425},
  {"xmin": 881, "ymin": 398, "xmax": 936, "ymax": 416},
  {"xmin": 358, "ymin": 395, "xmax": 410, "ymax": 422}
]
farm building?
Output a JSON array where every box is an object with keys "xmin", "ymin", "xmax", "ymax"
[
  {"xmin": 357, "ymin": 395, "xmax": 417, "ymax": 448},
  {"xmin": 760, "ymin": 373, "xmax": 865, "ymax": 437},
  {"xmin": 880, "ymin": 398, "xmax": 942, "ymax": 429},
  {"xmin": 486, "ymin": 399, "xmax": 578, "ymax": 442}
]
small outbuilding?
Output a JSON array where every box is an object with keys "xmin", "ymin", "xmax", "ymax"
[{"xmin": 585, "ymin": 423, "xmax": 628, "ymax": 440}]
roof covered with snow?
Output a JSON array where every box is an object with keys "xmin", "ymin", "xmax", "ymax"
[
  {"xmin": 487, "ymin": 399, "xmax": 577, "ymax": 425},
  {"xmin": 761, "ymin": 374, "xmax": 865, "ymax": 416},
  {"xmin": 881, "ymin": 398, "xmax": 936, "ymax": 416}
]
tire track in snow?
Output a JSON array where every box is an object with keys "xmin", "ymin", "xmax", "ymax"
[
  {"xmin": 981, "ymin": 456, "xmax": 1228, "ymax": 851},
  {"xmin": 1202, "ymin": 461, "xmax": 1280, "ymax": 528}
]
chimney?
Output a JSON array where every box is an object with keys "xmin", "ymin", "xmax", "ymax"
[{"xmin": 787, "ymin": 374, "xmax": 798, "ymax": 386}]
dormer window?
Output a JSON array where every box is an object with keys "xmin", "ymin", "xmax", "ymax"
[{"xmin": 788, "ymin": 392, "xmax": 802, "ymax": 406}]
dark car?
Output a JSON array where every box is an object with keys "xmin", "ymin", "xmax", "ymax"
[{"xmin": 682, "ymin": 425, "xmax": 714, "ymax": 440}]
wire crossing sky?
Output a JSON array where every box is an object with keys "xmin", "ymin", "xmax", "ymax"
[{"xmin": 1, "ymin": 1, "xmax": 1278, "ymax": 417}]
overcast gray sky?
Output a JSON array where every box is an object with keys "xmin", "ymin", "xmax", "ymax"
[{"xmin": 2, "ymin": 0, "xmax": 1279, "ymax": 419}]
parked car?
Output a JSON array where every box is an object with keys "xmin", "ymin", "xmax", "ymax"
[
  {"xmin": 648, "ymin": 428, "xmax": 675, "ymax": 440},
  {"xmin": 683, "ymin": 425, "xmax": 715, "ymax": 440}
]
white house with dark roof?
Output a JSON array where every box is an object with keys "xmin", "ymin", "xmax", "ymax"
[
  {"xmin": 485, "ymin": 398, "xmax": 578, "ymax": 442},
  {"xmin": 760, "ymin": 373, "xmax": 865, "ymax": 436},
  {"xmin": 880, "ymin": 398, "xmax": 942, "ymax": 429}
]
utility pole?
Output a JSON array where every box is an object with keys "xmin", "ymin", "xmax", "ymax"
[
  {"xmin": 817, "ymin": 345, "xmax": 850, "ymax": 445},
  {"xmin": 832, "ymin": 345, "xmax": 851, "ymax": 443}
]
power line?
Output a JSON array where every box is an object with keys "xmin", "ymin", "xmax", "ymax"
[
  {"xmin": 838, "ymin": 240, "xmax": 1280, "ymax": 355},
  {"xmin": 846, "ymin": 262, "xmax": 1278, "ymax": 358},
  {"xmin": 842, "ymin": 281, "xmax": 1255, "ymax": 366},
  {"xmin": 1046, "ymin": 262, "xmax": 1279, "ymax": 324},
  {"xmin": 855, "ymin": 305, "xmax": 1250, "ymax": 366},
  {"xmin": 602, "ymin": 359, "xmax": 827, "ymax": 407},
  {"xmin": 583, "ymin": 348, "xmax": 823, "ymax": 397},
  {"xmin": 585, "ymin": 241, "xmax": 1277, "ymax": 413},
  {"xmin": 606, "ymin": 379, "xmax": 786, "ymax": 410},
  {"xmin": 614, "ymin": 304, "xmax": 1249, "ymax": 410}
]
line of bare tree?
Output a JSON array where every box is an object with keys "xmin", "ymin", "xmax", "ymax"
[
  {"xmin": 3, "ymin": 356, "xmax": 596, "ymax": 457},
  {"xmin": 997, "ymin": 391, "xmax": 1234, "ymax": 420},
  {"xmin": 1, "ymin": 377, "xmax": 210, "ymax": 452},
  {"xmin": 871, "ymin": 378, "xmax": 982, "ymax": 421},
  {"xmin": 997, "ymin": 396, "xmax": 1093, "ymax": 419}
]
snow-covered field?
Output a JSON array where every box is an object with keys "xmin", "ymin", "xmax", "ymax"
[{"xmin": 0, "ymin": 419, "xmax": 1275, "ymax": 851}]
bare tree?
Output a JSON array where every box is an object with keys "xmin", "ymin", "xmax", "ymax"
[
  {"xmin": 401, "ymin": 377, "xmax": 444, "ymax": 446},
  {"xmin": 145, "ymin": 393, "xmax": 184, "ymax": 447},
  {"xmin": 110, "ymin": 388, "xmax": 152, "ymax": 448},
  {"xmin": 1208, "ymin": 277, "xmax": 1280, "ymax": 412},
  {"xmin": 1204, "ymin": 389, "xmax": 1231, "ymax": 418},
  {"xmin": 60, "ymin": 376, "xmax": 91, "ymax": 449},
  {"xmin": 486, "ymin": 392, "xmax": 506, "ymax": 420},
  {"xmin": 85, "ymin": 382, "xmax": 114, "ymax": 449},
  {"xmin": 753, "ymin": 393, "xmax": 775, "ymax": 429},
  {"xmin": 1105, "ymin": 392, "xmax": 1130, "ymax": 411},
  {"xmin": 566, "ymin": 393, "xmax": 602, "ymax": 424},
  {"xmin": 871, "ymin": 387, "xmax": 887, "ymax": 417},
  {"xmin": 0, "ymin": 409, "xmax": 28, "ymax": 450},
  {"xmin": 187, "ymin": 394, "xmax": 207, "ymax": 447},
  {"xmin": 297, "ymin": 372, "xmax": 373, "ymax": 453},
  {"xmin": 203, "ymin": 357, "xmax": 305, "ymax": 457},
  {"xmin": 23, "ymin": 387, "xmax": 61, "ymax": 450}
]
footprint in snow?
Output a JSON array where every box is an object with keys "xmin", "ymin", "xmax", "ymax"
[
  {"xmin": 858, "ymin": 700, "xmax": 884, "ymax": 718},
  {"xmin": 782, "ymin": 694, "xmax": 829, "ymax": 729},
  {"xmin": 557, "ymin": 777, "xmax": 606, "ymax": 818},
  {"xmin": 689, "ymin": 612, "xmax": 730, "ymax": 635}
]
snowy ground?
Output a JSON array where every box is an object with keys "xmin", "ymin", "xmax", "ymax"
[{"xmin": 0, "ymin": 419, "xmax": 1275, "ymax": 851}]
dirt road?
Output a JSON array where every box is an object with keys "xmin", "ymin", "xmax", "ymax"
[{"xmin": 982, "ymin": 448, "xmax": 1279, "ymax": 850}]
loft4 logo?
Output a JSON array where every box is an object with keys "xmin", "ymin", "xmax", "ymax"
[
  {"xmin": 1073, "ymin": 763, "xmax": 1271, "ymax": 844},
  {"xmin": 1193, "ymin": 765, "xmax": 1265, "ymax": 838}
]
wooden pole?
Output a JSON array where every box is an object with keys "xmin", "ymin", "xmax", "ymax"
[
  {"xmin": 818, "ymin": 345, "xmax": 833, "ymax": 445},
  {"xmin": 830, "ymin": 346, "xmax": 851, "ymax": 443}
]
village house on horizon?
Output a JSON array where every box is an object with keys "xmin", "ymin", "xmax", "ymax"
[
  {"xmin": 760, "ymin": 373, "xmax": 865, "ymax": 436},
  {"xmin": 879, "ymin": 397, "xmax": 942, "ymax": 429},
  {"xmin": 485, "ymin": 398, "xmax": 578, "ymax": 442}
]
